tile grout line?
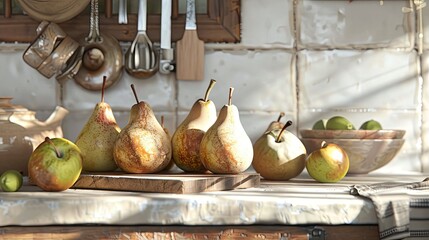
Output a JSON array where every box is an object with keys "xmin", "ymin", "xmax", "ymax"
[{"xmin": 293, "ymin": 0, "xmax": 300, "ymax": 130}]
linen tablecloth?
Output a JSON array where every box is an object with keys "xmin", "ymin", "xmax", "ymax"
[{"xmin": 351, "ymin": 177, "xmax": 429, "ymax": 239}]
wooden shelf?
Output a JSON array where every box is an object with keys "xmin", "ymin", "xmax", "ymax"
[{"xmin": 0, "ymin": 225, "xmax": 380, "ymax": 240}]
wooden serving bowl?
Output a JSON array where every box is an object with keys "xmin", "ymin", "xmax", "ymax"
[
  {"xmin": 300, "ymin": 138, "xmax": 405, "ymax": 174},
  {"xmin": 299, "ymin": 129, "xmax": 405, "ymax": 140}
]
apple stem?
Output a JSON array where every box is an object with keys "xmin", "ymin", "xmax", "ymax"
[
  {"xmin": 45, "ymin": 137, "xmax": 63, "ymax": 158},
  {"xmin": 228, "ymin": 87, "xmax": 234, "ymax": 106},
  {"xmin": 130, "ymin": 84, "xmax": 139, "ymax": 104},
  {"xmin": 203, "ymin": 79, "xmax": 216, "ymax": 102},
  {"xmin": 277, "ymin": 112, "xmax": 285, "ymax": 122},
  {"xmin": 321, "ymin": 141, "xmax": 327, "ymax": 148},
  {"xmin": 101, "ymin": 76, "xmax": 106, "ymax": 103},
  {"xmin": 275, "ymin": 120, "xmax": 293, "ymax": 143}
]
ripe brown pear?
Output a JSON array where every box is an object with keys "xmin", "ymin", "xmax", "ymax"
[
  {"xmin": 172, "ymin": 79, "xmax": 217, "ymax": 172},
  {"xmin": 200, "ymin": 87, "xmax": 253, "ymax": 174},
  {"xmin": 75, "ymin": 76, "xmax": 120, "ymax": 172},
  {"xmin": 113, "ymin": 84, "xmax": 172, "ymax": 173}
]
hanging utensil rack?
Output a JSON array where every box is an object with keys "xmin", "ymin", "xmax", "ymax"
[{"xmin": 0, "ymin": 0, "xmax": 241, "ymax": 43}]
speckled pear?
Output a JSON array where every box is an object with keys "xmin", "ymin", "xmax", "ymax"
[
  {"xmin": 113, "ymin": 84, "xmax": 171, "ymax": 173},
  {"xmin": 200, "ymin": 87, "xmax": 253, "ymax": 174},
  {"xmin": 172, "ymin": 79, "xmax": 217, "ymax": 172},
  {"xmin": 75, "ymin": 77, "xmax": 120, "ymax": 172},
  {"xmin": 264, "ymin": 112, "xmax": 285, "ymax": 133}
]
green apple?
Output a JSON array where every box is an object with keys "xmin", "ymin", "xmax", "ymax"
[
  {"xmin": 312, "ymin": 119, "xmax": 327, "ymax": 130},
  {"xmin": 360, "ymin": 119, "xmax": 382, "ymax": 130},
  {"xmin": 305, "ymin": 141, "xmax": 349, "ymax": 183},
  {"xmin": 28, "ymin": 137, "xmax": 83, "ymax": 192},
  {"xmin": 253, "ymin": 121, "xmax": 307, "ymax": 180},
  {"xmin": 326, "ymin": 116, "xmax": 355, "ymax": 130},
  {"xmin": 0, "ymin": 170, "xmax": 23, "ymax": 192}
]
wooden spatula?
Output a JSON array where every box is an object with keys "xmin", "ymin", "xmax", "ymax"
[{"xmin": 176, "ymin": 0, "xmax": 204, "ymax": 80}]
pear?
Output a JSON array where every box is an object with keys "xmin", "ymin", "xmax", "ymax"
[
  {"xmin": 172, "ymin": 79, "xmax": 217, "ymax": 173},
  {"xmin": 253, "ymin": 121, "xmax": 307, "ymax": 181},
  {"xmin": 160, "ymin": 115, "xmax": 175, "ymax": 172},
  {"xmin": 161, "ymin": 115, "xmax": 171, "ymax": 137},
  {"xmin": 75, "ymin": 76, "xmax": 120, "ymax": 172},
  {"xmin": 113, "ymin": 84, "xmax": 171, "ymax": 173},
  {"xmin": 264, "ymin": 112, "xmax": 285, "ymax": 133},
  {"xmin": 200, "ymin": 87, "xmax": 253, "ymax": 174}
]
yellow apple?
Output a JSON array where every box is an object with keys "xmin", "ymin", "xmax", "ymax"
[{"xmin": 305, "ymin": 141, "xmax": 349, "ymax": 183}]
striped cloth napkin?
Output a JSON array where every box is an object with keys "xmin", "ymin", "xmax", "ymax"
[{"xmin": 350, "ymin": 177, "xmax": 429, "ymax": 240}]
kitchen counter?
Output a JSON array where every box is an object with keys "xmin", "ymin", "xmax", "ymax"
[{"xmin": 1, "ymin": 172, "xmax": 428, "ymax": 239}]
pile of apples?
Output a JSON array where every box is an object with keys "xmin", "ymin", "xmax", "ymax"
[
  {"xmin": 25, "ymin": 78, "xmax": 255, "ymax": 192},
  {"xmin": 313, "ymin": 115, "xmax": 383, "ymax": 131},
  {"xmin": 252, "ymin": 116, "xmax": 307, "ymax": 181},
  {"xmin": 252, "ymin": 113, "xmax": 350, "ymax": 183}
]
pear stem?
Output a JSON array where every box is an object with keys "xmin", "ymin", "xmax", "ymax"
[
  {"xmin": 228, "ymin": 87, "xmax": 234, "ymax": 106},
  {"xmin": 45, "ymin": 137, "xmax": 63, "ymax": 158},
  {"xmin": 101, "ymin": 76, "xmax": 106, "ymax": 103},
  {"xmin": 203, "ymin": 79, "xmax": 216, "ymax": 102},
  {"xmin": 161, "ymin": 115, "xmax": 165, "ymax": 128},
  {"xmin": 275, "ymin": 120, "xmax": 292, "ymax": 143},
  {"xmin": 130, "ymin": 84, "xmax": 139, "ymax": 104},
  {"xmin": 277, "ymin": 112, "xmax": 285, "ymax": 122}
]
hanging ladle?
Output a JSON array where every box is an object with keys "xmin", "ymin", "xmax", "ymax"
[
  {"xmin": 125, "ymin": 0, "xmax": 159, "ymax": 79},
  {"xmin": 73, "ymin": 0, "xmax": 123, "ymax": 90}
]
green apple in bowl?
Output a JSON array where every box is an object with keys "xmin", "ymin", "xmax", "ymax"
[
  {"xmin": 360, "ymin": 119, "xmax": 382, "ymax": 130},
  {"xmin": 306, "ymin": 141, "xmax": 349, "ymax": 183},
  {"xmin": 28, "ymin": 137, "xmax": 83, "ymax": 191},
  {"xmin": 312, "ymin": 119, "xmax": 327, "ymax": 130},
  {"xmin": 326, "ymin": 116, "xmax": 355, "ymax": 130}
]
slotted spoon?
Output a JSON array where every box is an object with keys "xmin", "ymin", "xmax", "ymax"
[{"xmin": 118, "ymin": 0, "xmax": 127, "ymax": 24}]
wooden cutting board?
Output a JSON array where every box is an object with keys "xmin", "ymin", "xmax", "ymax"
[{"xmin": 73, "ymin": 172, "xmax": 260, "ymax": 194}]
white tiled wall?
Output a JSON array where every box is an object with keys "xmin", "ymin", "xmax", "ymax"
[
  {"xmin": 1, "ymin": 0, "xmax": 428, "ymax": 173},
  {"xmin": 297, "ymin": 0, "xmax": 415, "ymax": 49}
]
